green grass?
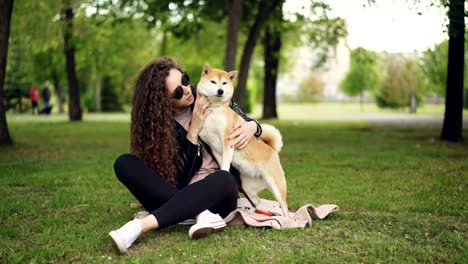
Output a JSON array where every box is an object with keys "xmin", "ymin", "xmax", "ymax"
[
  {"xmin": 1, "ymin": 114, "xmax": 467, "ymax": 263},
  {"xmin": 251, "ymin": 102, "xmax": 468, "ymax": 119}
]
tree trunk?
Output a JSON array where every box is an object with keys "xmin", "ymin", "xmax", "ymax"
[
  {"xmin": 262, "ymin": 23, "xmax": 281, "ymax": 119},
  {"xmin": 62, "ymin": 7, "xmax": 82, "ymax": 121},
  {"xmin": 440, "ymin": 0, "xmax": 464, "ymax": 142},
  {"xmin": 224, "ymin": 0, "xmax": 242, "ymax": 71},
  {"xmin": 360, "ymin": 92, "xmax": 364, "ymax": 112},
  {"xmin": 409, "ymin": 92, "xmax": 417, "ymax": 113},
  {"xmin": 95, "ymin": 72, "xmax": 101, "ymax": 112},
  {"xmin": 18, "ymin": 92, "xmax": 22, "ymax": 112},
  {"xmin": 234, "ymin": 0, "xmax": 283, "ymax": 109},
  {"xmin": 0, "ymin": 0, "xmax": 14, "ymax": 145},
  {"xmin": 87, "ymin": 73, "xmax": 93, "ymax": 96},
  {"xmin": 52, "ymin": 75, "xmax": 64, "ymax": 113},
  {"xmin": 160, "ymin": 30, "xmax": 168, "ymax": 56}
]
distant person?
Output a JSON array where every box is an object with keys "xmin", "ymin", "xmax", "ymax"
[
  {"xmin": 41, "ymin": 82, "xmax": 51, "ymax": 108},
  {"xmin": 29, "ymin": 86, "xmax": 39, "ymax": 115},
  {"xmin": 39, "ymin": 82, "xmax": 52, "ymax": 115}
]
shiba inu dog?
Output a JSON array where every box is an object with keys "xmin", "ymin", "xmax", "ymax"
[{"xmin": 197, "ymin": 65, "xmax": 289, "ymax": 217}]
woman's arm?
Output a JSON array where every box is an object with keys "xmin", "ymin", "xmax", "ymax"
[
  {"xmin": 174, "ymin": 123, "xmax": 202, "ymax": 188},
  {"xmin": 229, "ymin": 100, "xmax": 262, "ymax": 137},
  {"xmin": 228, "ymin": 99, "xmax": 262, "ymax": 150}
]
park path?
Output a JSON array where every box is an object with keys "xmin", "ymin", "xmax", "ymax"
[
  {"xmin": 280, "ymin": 113, "xmax": 468, "ymax": 128},
  {"xmin": 8, "ymin": 112, "xmax": 467, "ymax": 129}
]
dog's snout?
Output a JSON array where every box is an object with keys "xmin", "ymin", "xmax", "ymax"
[{"xmin": 217, "ymin": 89, "xmax": 224, "ymax": 95}]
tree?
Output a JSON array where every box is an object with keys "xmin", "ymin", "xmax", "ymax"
[
  {"xmin": 402, "ymin": 58, "xmax": 425, "ymax": 113},
  {"xmin": 440, "ymin": 0, "xmax": 465, "ymax": 141},
  {"xmin": 421, "ymin": 40, "xmax": 449, "ymax": 97},
  {"xmin": 3, "ymin": 24, "xmax": 30, "ymax": 114},
  {"xmin": 261, "ymin": 1, "xmax": 347, "ymax": 118},
  {"xmin": 62, "ymin": 5, "xmax": 82, "ymax": 121},
  {"xmin": 234, "ymin": 0, "xmax": 284, "ymax": 109},
  {"xmin": 32, "ymin": 46, "xmax": 67, "ymax": 113},
  {"xmin": 365, "ymin": 0, "xmax": 465, "ymax": 140},
  {"xmin": 297, "ymin": 72, "xmax": 325, "ymax": 102},
  {"xmin": 262, "ymin": 4, "xmax": 282, "ymax": 119},
  {"xmin": 340, "ymin": 47, "xmax": 379, "ymax": 111},
  {"xmin": 0, "ymin": 0, "xmax": 14, "ymax": 145},
  {"xmin": 376, "ymin": 54, "xmax": 424, "ymax": 109},
  {"xmin": 5, "ymin": 1, "xmax": 67, "ymax": 115},
  {"xmin": 224, "ymin": 0, "xmax": 242, "ymax": 71},
  {"xmin": 421, "ymin": 37, "xmax": 468, "ymax": 106}
]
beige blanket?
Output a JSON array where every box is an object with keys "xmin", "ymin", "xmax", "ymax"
[{"xmin": 224, "ymin": 198, "xmax": 339, "ymax": 229}]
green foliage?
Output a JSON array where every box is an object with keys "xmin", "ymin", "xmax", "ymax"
[
  {"xmin": 420, "ymin": 40, "xmax": 448, "ymax": 96},
  {"xmin": 340, "ymin": 47, "xmax": 380, "ymax": 97},
  {"xmin": 421, "ymin": 34, "xmax": 468, "ymax": 109},
  {"xmin": 163, "ymin": 21, "xmax": 225, "ymax": 80},
  {"xmin": 279, "ymin": 2, "xmax": 348, "ymax": 71},
  {"xmin": 83, "ymin": 95, "xmax": 96, "ymax": 112},
  {"xmin": 376, "ymin": 54, "xmax": 425, "ymax": 109},
  {"xmin": 1, "ymin": 116, "xmax": 467, "ymax": 262},
  {"xmin": 5, "ymin": 1, "xmax": 154, "ymax": 113},
  {"xmin": 101, "ymin": 76, "xmax": 124, "ymax": 112},
  {"xmin": 3, "ymin": 88, "xmax": 29, "ymax": 113},
  {"xmin": 3, "ymin": 0, "xmax": 355, "ymax": 116},
  {"xmin": 5, "ymin": 1, "xmax": 62, "ymax": 90},
  {"xmin": 83, "ymin": 77, "xmax": 123, "ymax": 112},
  {"xmin": 74, "ymin": 10, "xmax": 153, "ymax": 108},
  {"xmin": 245, "ymin": 60, "xmax": 265, "ymax": 111},
  {"xmin": 297, "ymin": 72, "xmax": 324, "ymax": 102}
]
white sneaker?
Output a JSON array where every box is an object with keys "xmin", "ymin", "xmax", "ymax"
[
  {"xmin": 109, "ymin": 219, "xmax": 142, "ymax": 254},
  {"xmin": 188, "ymin": 210, "xmax": 226, "ymax": 239}
]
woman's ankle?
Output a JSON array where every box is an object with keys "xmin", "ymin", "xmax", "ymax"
[{"xmin": 139, "ymin": 214, "xmax": 159, "ymax": 233}]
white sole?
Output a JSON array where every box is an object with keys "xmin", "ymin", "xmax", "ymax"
[
  {"xmin": 188, "ymin": 222, "xmax": 226, "ymax": 239},
  {"xmin": 109, "ymin": 231, "xmax": 127, "ymax": 254}
]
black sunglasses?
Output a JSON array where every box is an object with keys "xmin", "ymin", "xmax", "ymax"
[{"xmin": 171, "ymin": 72, "xmax": 191, "ymax": 100}]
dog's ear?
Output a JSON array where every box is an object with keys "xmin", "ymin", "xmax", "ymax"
[
  {"xmin": 202, "ymin": 65, "xmax": 211, "ymax": 76},
  {"xmin": 228, "ymin": 70, "xmax": 238, "ymax": 81}
]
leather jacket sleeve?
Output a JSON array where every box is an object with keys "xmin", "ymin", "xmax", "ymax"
[
  {"xmin": 229, "ymin": 99, "xmax": 262, "ymax": 137},
  {"xmin": 174, "ymin": 122, "xmax": 202, "ymax": 188}
]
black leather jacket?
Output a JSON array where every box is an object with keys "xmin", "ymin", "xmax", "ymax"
[{"xmin": 174, "ymin": 97, "xmax": 262, "ymax": 188}]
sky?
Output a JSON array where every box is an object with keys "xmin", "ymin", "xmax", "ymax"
[{"xmin": 285, "ymin": 0, "xmax": 449, "ymax": 53}]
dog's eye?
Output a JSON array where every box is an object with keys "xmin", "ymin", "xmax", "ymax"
[
  {"xmin": 210, "ymin": 80, "xmax": 216, "ymax": 84},
  {"xmin": 222, "ymin": 82, "xmax": 227, "ymax": 85}
]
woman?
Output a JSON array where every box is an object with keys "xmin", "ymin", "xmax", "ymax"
[{"xmin": 109, "ymin": 57, "xmax": 262, "ymax": 254}]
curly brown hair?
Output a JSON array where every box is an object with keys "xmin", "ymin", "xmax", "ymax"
[{"xmin": 130, "ymin": 57, "xmax": 182, "ymax": 185}]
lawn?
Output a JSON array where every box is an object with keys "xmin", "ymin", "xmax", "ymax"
[
  {"xmin": 250, "ymin": 102, "xmax": 468, "ymax": 119},
  {"xmin": 0, "ymin": 114, "xmax": 467, "ymax": 263}
]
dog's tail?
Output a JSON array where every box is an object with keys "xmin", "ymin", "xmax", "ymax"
[{"xmin": 260, "ymin": 124, "xmax": 283, "ymax": 153}]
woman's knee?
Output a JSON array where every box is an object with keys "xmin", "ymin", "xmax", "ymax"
[
  {"xmin": 209, "ymin": 170, "xmax": 238, "ymax": 195},
  {"xmin": 114, "ymin": 153, "xmax": 137, "ymax": 182}
]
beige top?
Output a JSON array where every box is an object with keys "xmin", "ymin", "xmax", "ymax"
[{"xmin": 173, "ymin": 107, "xmax": 219, "ymax": 184}]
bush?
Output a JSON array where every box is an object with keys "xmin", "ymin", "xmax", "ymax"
[
  {"xmin": 83, "ymin": 95, "xmax": 96, "ymax": 112},
  {"xmin": 296, "ymin": 72, "xmax": 324, "ymax": 102},
  {"xmin": 101, "ymin": 76, "xmax": 124, "ymax": 112},
  {"xmin": 340, "ymin": 47, "xmax": 379, "ymax": 97},
  {"xmin": 376, "ymin": 55, "xmax": 424, "ymax": 109},
  {"xmin": 4, "ymin": 87, "xmax": 30, "ymax": 113}
]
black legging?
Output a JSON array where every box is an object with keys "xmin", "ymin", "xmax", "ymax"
[{"xmin": 113, "ymin": 153, "xmax": 238, "ymax": 229}]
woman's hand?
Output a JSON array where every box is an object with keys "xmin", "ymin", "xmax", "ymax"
[
  {"xmin": 227, "ymin": 121, "xmax": 257, "ymax": 150},
  {"xmin": 187, "ymin": 93, "xmax": 211, "ymax": 144}
]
